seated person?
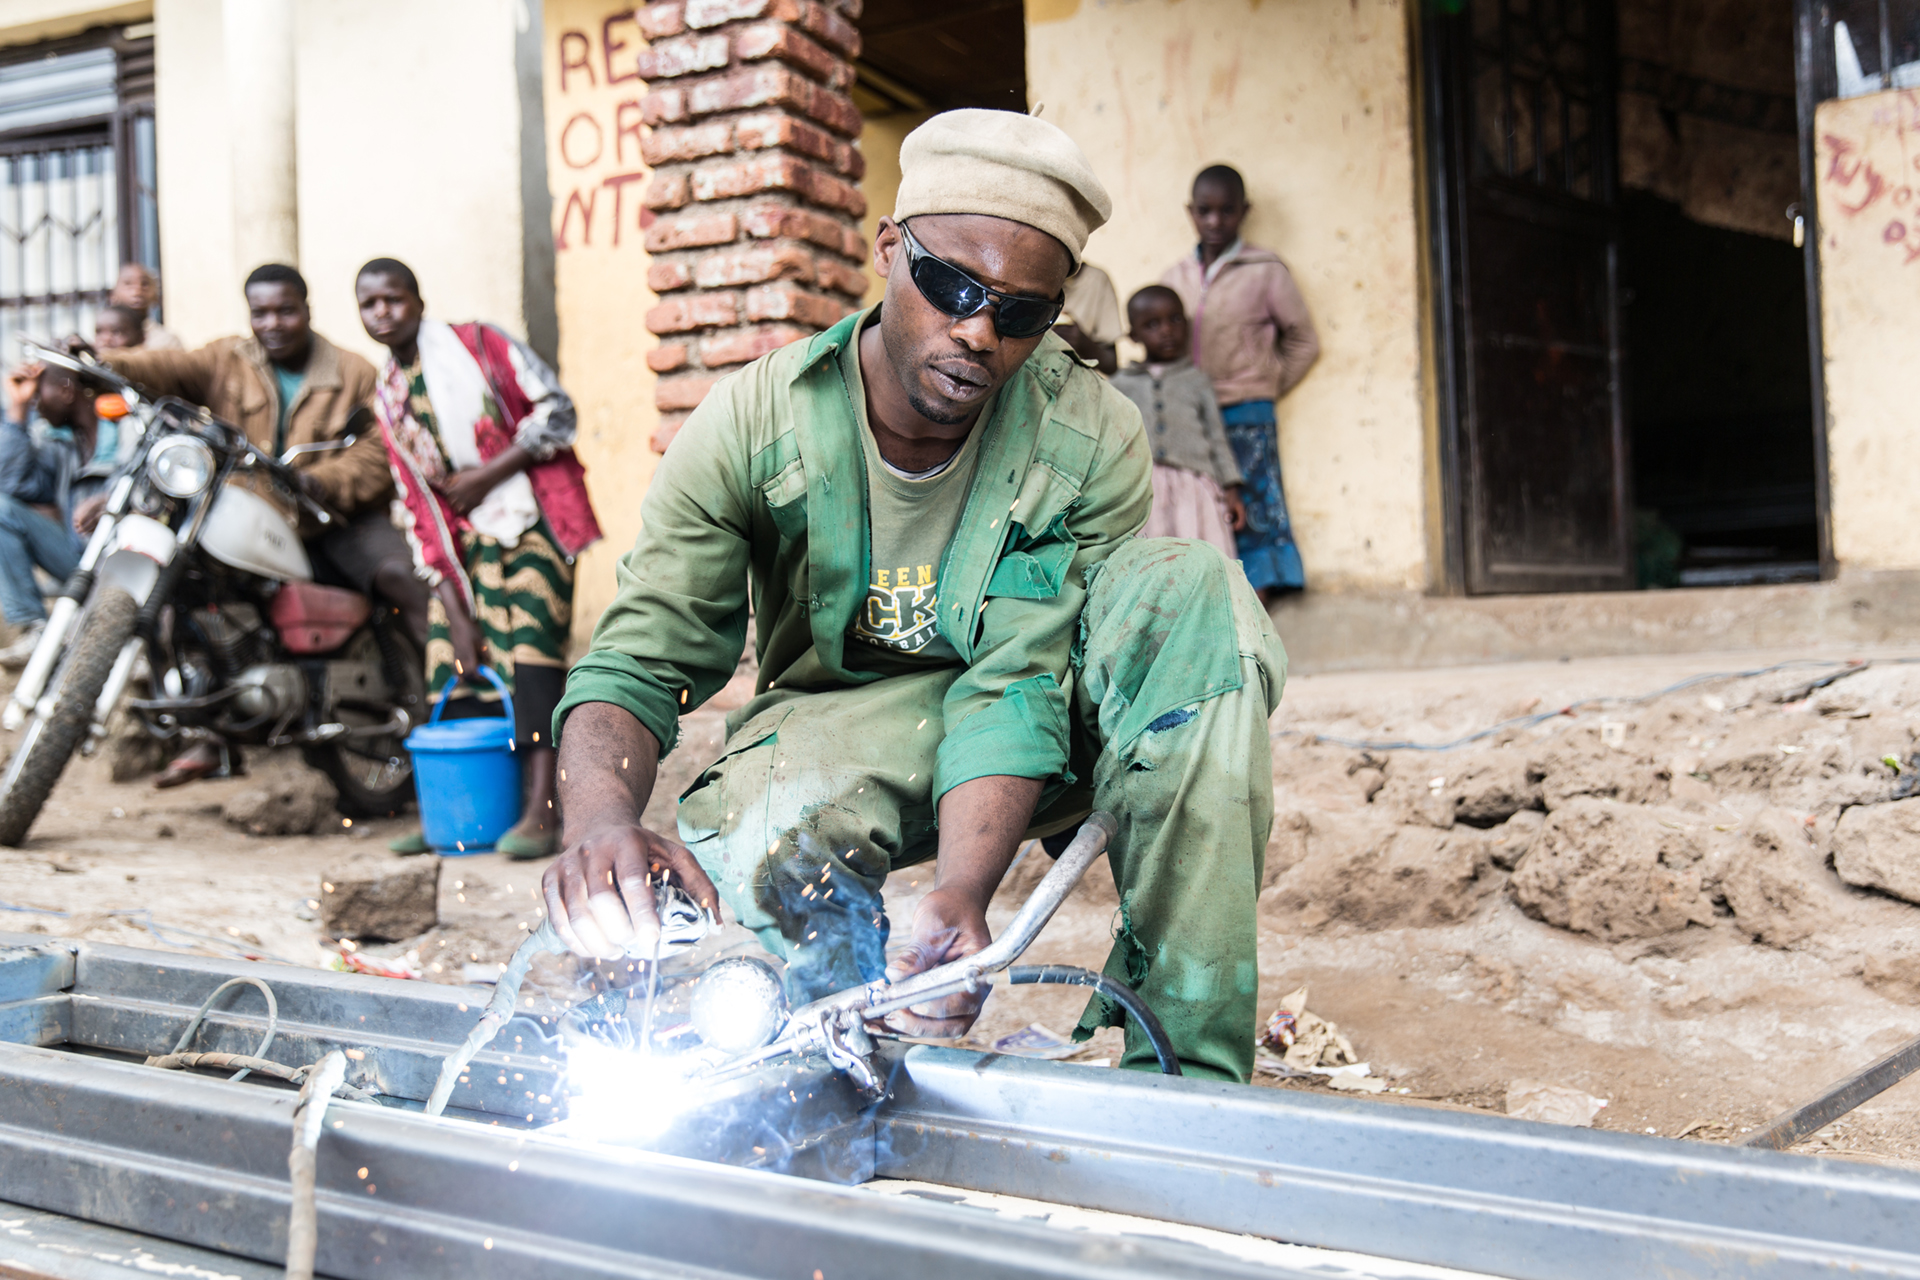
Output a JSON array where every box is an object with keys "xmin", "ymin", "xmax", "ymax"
[
  {"xmin": 0, "ymin": 361, "xmax": 110, "ymax": 666},
  {"xmin": 98, "ymin": 263, "xmax": 431, "ymax": 785},
  {"xmin": 93, "ymin": 304, "xmax": 148, "ymax": 351},
  {"xmin": 109, "ymin": 263, "xmax": 184, "ymax": 351}
]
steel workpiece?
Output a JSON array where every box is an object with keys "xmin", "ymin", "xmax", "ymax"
[{"xmin": 4, "ymin": 933, "xmax": 1920, "ymax": 1280}]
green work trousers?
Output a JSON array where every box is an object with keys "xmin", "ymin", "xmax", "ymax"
[{"xmin": 677, "ymin": 538, "xmax": 1286, "ymax": 1082}]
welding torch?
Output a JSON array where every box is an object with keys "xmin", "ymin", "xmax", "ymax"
[{"xmin": 699, "ymin": 811, "xmax": 1143, "ymax": 1093}]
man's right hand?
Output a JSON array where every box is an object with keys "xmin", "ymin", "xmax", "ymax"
[
  {"xmin": 540, "ymin": 824, "xmax": 722, "ymax": 960},
  {"xmin": 5, "ymin": 361, "xmax": 41, "ymax": 422},
  {"xmin": 72, "ymin": 494, "xmax": 107, "ymax": 536}
]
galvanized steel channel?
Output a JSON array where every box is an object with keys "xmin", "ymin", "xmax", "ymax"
[{"xmin": 4, "ymin": 932, "xmax": 1919, "ymax": 1280}]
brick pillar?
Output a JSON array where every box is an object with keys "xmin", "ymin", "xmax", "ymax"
[{"xmin": 637, "ymin": 0, "xmax": 868, "ymax": 453}]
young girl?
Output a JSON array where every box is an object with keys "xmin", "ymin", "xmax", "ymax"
[
  {"xmin": 1162, "ymin": 164, "xmax": 1319, "ymax": 602},
  {"xmin": 356, "ymin": 257, "xmax": 601, "ymax": 861},
  {"xmin": 1109, "ymin": 286, "xmax": 1246, "ymax": 560}
]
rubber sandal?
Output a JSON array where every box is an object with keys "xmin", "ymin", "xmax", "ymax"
[
  {"xmin": 152, "ymin": 755, "xmax": 219, "ymax": 789},
  {"xmin": 388, "ymin": 831, "xmax": 432, "ymax": 856},
  {"xmin": 496, "ymin": 827, "xmax": 558, "ymax": 861}
]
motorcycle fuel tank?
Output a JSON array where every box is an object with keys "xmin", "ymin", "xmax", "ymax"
[{"xmin": 199, "ymin": 486, "xmax": 311, "ymax": 582}]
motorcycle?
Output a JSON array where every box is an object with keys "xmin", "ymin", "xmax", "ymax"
[{"xmin": 0, "ymin": 341, "xmax": 423, "ymax": 846}]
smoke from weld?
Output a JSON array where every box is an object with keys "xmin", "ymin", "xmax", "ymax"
[{"xmin": 758, "ymin": 829, "xmax": 891, "ymax": 1006}]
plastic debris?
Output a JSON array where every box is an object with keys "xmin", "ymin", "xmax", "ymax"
[
  {"xmin": 1506, "ymin": 1079, "xmax": 1608, "ymax": 1126},
  {"xmin": 992, "ymin": 1023, "xmax": 1080, "ymax": 1060}
]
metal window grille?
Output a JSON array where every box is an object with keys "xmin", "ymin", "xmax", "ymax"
[
  {"xmin": 1810, "ymin": 0, "xmax": 1920, "ymax": 99},
  {"xmin": 0, "ymin": 32, "xmax": 155, "ymax": 365}
]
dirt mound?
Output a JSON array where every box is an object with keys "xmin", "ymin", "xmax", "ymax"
[
  {"xmin": 1715, "ymin": 808, "xmax": 1846, "ymax": 948},
  {"xmin": 1368, "ymin": 750, "xmax": 1541, "ymax": 829},
  {"xmin": 1263, "ymin": 811, "xmax": 1506, "ymax": 933},
  {"xmin": 1509, "ymin": 799, "xmax": 1719, "ymax": 941},
  {"xmin": 1527, "ymin": 725, "xmax": 1670, "ymax": 811},
  {"xmin": 1832, "ymin": 798, "xmax": 1920, "ymax": 904}
]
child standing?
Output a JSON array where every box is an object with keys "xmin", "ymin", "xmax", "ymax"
[
  {"xmin": 1162, "ymin": 163, "xmax": 1319, "ymax": 602},
  {"xmin": 1110, "ymin": 286, "xmax": 1246, "ymax": 561}
]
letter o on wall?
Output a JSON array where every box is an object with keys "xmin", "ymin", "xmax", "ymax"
[{"xmin": 561, "ymin": 112, "xmax": 604, "ymax": 170}]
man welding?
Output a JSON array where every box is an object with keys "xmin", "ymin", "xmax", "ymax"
[{"xmin": 542, "ymin": 110, "xmax": 1286, "ymax": 1082}]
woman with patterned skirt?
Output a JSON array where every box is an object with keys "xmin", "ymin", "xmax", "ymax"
[{"xmin": 356, "ymin": 258, "xmax": 601, "ymax": 860}]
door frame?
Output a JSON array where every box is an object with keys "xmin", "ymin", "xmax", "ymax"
[{"xmin": 1792, "ymin": 0, "xmax": 1835, "ymax": 579}]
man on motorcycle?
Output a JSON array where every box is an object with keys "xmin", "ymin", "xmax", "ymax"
[
  {"xmin": 95, "ymin": 263, "xmax": 431, "ymax": 785},
  {"xmin": 0, "ymin": 361, "xmax": 115, "ymax": 667}
]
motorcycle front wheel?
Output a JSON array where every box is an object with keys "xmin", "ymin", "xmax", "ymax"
[{"xmin": 0, "ymin": 588, "xmax": 140, "ymax": 847}]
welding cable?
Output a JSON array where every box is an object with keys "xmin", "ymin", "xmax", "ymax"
[
  {"xmin": 1007, "ymin": 964, "xmax": 1182, "ymax": 1076},
  {"xmin": 285, "ymin": 1050, "xmax": 349, "ymax": 1280},
  {"xmin": 141, "ymin": 1050, "xmax": 377, "ymax": 1100},
  {"xmin": 424, "ymin": 920, "xmax": 567, "ymax": 1117},
  {"xmin": 165, "ymin": 976, "xmax": 279, "ymax": 1082},
  {"xmin": 1273, "ymin": 655, "xmax": 1920, "ymax": 753}
]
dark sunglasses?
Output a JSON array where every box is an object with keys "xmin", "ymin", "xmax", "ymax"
[{"xmin": 897, "ymin": 221, "xmax": 1065, "ymax": 340}]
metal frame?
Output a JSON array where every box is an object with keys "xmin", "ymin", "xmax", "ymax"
[{"xmin": 5, "ymin": 934, "xmax": 1920, "ymax": 1280}]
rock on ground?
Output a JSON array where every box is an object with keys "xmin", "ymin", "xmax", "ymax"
[
  {"xmin": 1716, "ymin": 808, "xmax": 1844, "ymax": 948},
  {"xmin": 320, "ymin": 852, "xmax": 440, "ymax": 941},
  {"xmin": 223, "ymin": 763, "xmax": 339, "ymax": 836},
  {"xmin": 1509, "ymin": 799, "xmax": 1719, "ymax": 941},
  {"xmin": 1264, "ymin": 812, "xmax": 1506, "ymax": 932},
  {"xmin": 1832, "ymin": 799, "xmax": 1920, "ymax": 904}
]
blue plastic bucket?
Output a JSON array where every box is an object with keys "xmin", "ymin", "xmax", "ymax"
[{"xmin": 405, "ymin": 666, "xmax": 520, "ymax": 855}]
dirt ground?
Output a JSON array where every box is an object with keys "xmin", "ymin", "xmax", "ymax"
[{"xmin": 4, "ymin": 642, "xmax": 1919, "ymax": 1168}]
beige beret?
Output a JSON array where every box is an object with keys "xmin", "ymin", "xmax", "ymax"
[{"xmin": 892, "ymin": 109, "xmax": 1112, "ymax": 265}]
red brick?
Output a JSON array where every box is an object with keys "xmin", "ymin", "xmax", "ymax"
[
  {"xmin": 643, "ymin": 171, "xmax": 691, "ymax": 210},
  {"xmin": 646, "ymin": 291, "xmax": 741, "ymax": 334},
  {"xmin": 686, "ymin": 0, "xmax": 799, "ymax": 27},
  {"xmin": 641, "ymin": 85, "xmax": 687, "ymax": 126},
  {"xmin": 744, "ymin": 282, "xmax": 848, "ymax": 327},
  {"xmin": 698, "ymin": 324, "xmax": 810, "ymax": 367},
  {"xmin": 815, "ymin": 255, "xmax": 869, "ymax": 300},
  {"xmin": 640, "ymin": 120, "xmax": 734, "ymax": 166},
  {"xmin": 648, "ymin": 259, "xmax": 694, "ymax": 292},
  {"xmin": 785, "ymin": 0, "xmax": 859, "ymax": 57},
  {"xmin": 734, "ymin": 23, "xmax": 840, "ymax": 84},
  {"xmin": 650, "ymin": 412, "xmax": 689, "ymax": 455},
  {"xmin": 739, "ymin": 202, "xmax": 859, "ymax": 253},
  {"xmin": 803, "ymin": 167, "xmax": 865, "ymax": 217},
  {"xmin": 840, "ymin": 225, "xmax": 866, "ymax": 260},
  {"xmin": 647, "ymin": 342, "xmax": 690, "ymax": 373},
  {"xmin": 638, "ymin": 1, "xmax": 687, "ymax": 39},
  {"xmin": 733, "ymin": 111, "xmax": 856, "ymax": 175},
  {"xmin": 828, "ymin": 0, "xmax": 860, "ymax": 20},
  {"xmin": 644, "ymin": 210, "xmax": 739, "ymax": 252},
  {"xmin": 693, "ymin": 243, "xmax": 815, "ymax": 288},
  {"xmin": 636, "ymin": 32, "xmax": 730, "ymax": 80},
  {"xmin": 681, "ymin": 65, "xmax": 860, "ymax": 138},
  {"xmin": 656, "ymin": 372, "xmax": 723, "ymax": 411},
  {"xmin": 690, "ymin": 152, "xmax": 808, "ymax": 202}
]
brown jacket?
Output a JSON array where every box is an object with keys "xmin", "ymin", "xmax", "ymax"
[{"xmin": 105, "ymin": 333, "xmax": 391, "ymax": 513}]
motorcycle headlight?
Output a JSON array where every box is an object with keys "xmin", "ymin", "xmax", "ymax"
[{"xmin": 147, "ymin": 437, "xmax": 215, "ymax": 499}]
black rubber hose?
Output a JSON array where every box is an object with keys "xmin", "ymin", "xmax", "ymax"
[{"xmin": 1007, "ymin": 963, "xmax": 1182, "ymax": 1076}]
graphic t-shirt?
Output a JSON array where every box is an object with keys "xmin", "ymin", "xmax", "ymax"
[{"xmin": 841, "ymin": 317, "xmax": 984, "ymax": 669}]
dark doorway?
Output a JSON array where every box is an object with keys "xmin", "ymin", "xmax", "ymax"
[
  {"xmin": 1423, "ymin": 0, "xmax": 1827, "ymax": 594},
  {"xmin": 1621, "ymin": 193, "xmax": 1817, "ymax": 586},
  {"xmin": 853, "ymin": 0, "xmax": 1025, "ymax": 113}
]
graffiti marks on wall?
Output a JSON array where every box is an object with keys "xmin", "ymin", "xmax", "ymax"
[
  {"xmin": 1817, "ymin": 90, "xmax": 1920, "ymax": 266},
  {"xmin": 551, "ymin": 11, "xmax": 646, "ymax": 252}
]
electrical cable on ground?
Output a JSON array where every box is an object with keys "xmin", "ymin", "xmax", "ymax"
[
  {"xmin": 1008, "ymin": 964, "xmax": 1182, "ymax": 1075},
  {"xmin": 1273, "ymin": 656, "xmax": 1920, "ymax": 753}
]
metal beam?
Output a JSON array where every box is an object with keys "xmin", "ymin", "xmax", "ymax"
[{"xmin": 5, "ymin": 935, "xmax": 1920, "ymax": 1280}]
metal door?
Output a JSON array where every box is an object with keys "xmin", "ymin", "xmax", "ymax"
[{"xmin": 1425, "ymin": 0, "xmax": 1633, "ymax": 594}]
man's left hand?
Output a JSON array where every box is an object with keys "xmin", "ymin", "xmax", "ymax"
[{"xmin": 877, "ymin": 886, "xmax": 994, "ymax": 1039}]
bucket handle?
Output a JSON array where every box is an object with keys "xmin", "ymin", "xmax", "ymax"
[{"xmin": 427, "ymin": 665, "xmax": 517, "ymax": 741}]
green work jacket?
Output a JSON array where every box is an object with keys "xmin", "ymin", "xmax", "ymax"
[{"xmin": 557, "ymin": 307, "xmax": 1151, "ymax": 801}]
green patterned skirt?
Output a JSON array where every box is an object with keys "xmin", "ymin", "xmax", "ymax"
[{"xmin": 426, "ymin": 523, "xmax": 573, "ymax": 747}]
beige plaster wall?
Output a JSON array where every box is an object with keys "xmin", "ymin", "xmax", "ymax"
[
  {"xmin": 150, "ymin": 0, "xmax": 235, "ymax": 345},
  {"xmin": 149, "ymin": 0, "xmax": 531, "ymax": 356},
  {"xmin": 292, "ymin": 0, "xmax": 529, "ymax": 363},
  {"xmin": 1815, "ymin": 89, "xmax": 1920, "ymax": 574},
  {"xmin": 1025, "ymin": 0, "xmax": 1429, "ymax": 591},
  {"xmin": 542, "ymin": 0, "xmax": 660, "ymax": 649},
  {"xmin": 857, "ymin": 108, "xmax": 930, "ymax": 302},
  {"xmin": 0, "ymin": 0, "xmax": 149, "ymax": 48}
]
